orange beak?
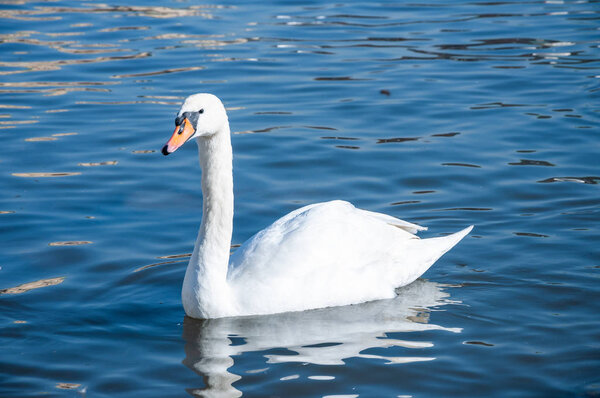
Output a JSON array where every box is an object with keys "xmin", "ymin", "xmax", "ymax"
[{"xmin": 162, "ymin": 118, "xmax": 195, "ymax": 156}]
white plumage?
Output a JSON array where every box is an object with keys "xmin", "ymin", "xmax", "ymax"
[{"xmin": 162, "ymin": 93, "xmax": 472, "ymax": 319}]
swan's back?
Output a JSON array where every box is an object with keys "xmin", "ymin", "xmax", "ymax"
[{"xmin": 228, "ymin": 200, "xmax": 472, "ymax": 316}]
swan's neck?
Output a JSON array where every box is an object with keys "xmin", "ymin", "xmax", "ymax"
[{"xmin": 182, "ymin": 125, "xmax": 234, "ymax": 318}]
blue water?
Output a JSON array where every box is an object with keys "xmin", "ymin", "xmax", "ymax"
[{"xmin": 1, "ymin": 0, "xmax": 598, "ymax": 396}]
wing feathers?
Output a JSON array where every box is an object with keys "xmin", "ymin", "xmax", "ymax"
[{"xmin": 357, "ymin": 209, "xmax": 427, "ymax": 235}]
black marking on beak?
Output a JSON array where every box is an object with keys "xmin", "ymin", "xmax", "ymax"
[
  {"xmin": 175, "ymin": 111, "xmax": 200, "ymax": 132},
  {"xmin": 162, "ymin": 145, "xmax": 170, "ymax": 156}
]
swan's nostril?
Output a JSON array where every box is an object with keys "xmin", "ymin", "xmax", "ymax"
[{"xmin": 161, "ymin": 145, "xmax": 170, "ymax": 156}]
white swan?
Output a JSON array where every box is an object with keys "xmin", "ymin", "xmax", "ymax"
[{"xmin": 162, "ymin": 93, "xmax": 472, "ymax": 319}]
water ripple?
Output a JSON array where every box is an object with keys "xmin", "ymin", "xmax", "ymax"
[{"xmin": 0, "ymin": 0, "xmax": 598, "ymax": 396}]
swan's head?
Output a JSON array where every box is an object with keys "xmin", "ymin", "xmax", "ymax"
[{"xmin": 162, "ymin": 93, "xmax": 228, "ymax": 156}]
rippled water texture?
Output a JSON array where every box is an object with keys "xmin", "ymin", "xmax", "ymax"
[{"xmin": 1, "ymin": 0, "xmax": 599, "ymax": 396}]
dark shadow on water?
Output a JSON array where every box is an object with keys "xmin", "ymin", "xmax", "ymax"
[{"xmin": 181, "ymin": 279, "xmax": 461, "ymax": 397}]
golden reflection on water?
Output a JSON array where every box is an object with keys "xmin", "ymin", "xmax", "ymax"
[
  {"xmin": 52, "ymin": 132, "xmax": 77, "ymax": 136},
  {"xmin": 185, "ymin": 38, "xmax": 250, "ymax": 48},
  {"xmin": 0, "ymin": 81, "xmax": 115, "ymax": 87},
  {"xmin": 48, "ymin": 241, "xmax": 92, "ymax": 246},
  {"xmin": 12, "ymin": 172, "xmax": 81, "ymax": 177},
  {"xmin": 133, "ymin": 259, "xmax": 186, "ymax": 273},
  {"xmin": 0, "ymin": 276, "xmax": 64, "ymax": 295},
  {"xmin": 100, "ymin": 26, "xmax": 149, "ymax": 32},
  {"xmin": 0, "ymin": 87, "xmax": 111, "ymax": 96},
  {"xmin": 0, "ymin": 4, "xmax": 222, "ymax": 21},
  {"xmin": 0, "ymin": 119, "xmax": 37, "ymax": 125},
  {"xmin": 0, "ymin": 104, "xmax": 30, "ymax": 109},
  {"xmin": 112, "ymin": 66, "xmax": 204, "ymax": 79},
  {"xmin": 0, "ymin": 51, "xmax": 150, "ymax": 75},
  {"xmin": 55, "ymin": 383, "xmax": 81, "ymax": 390},
  {"xmin": 134, "ymin": 253, "xmax": 192, "ymax": 272},
  {"xmin": 138, "ymin": 95, "xmax": 182, "ymax": 100},
  {"xmin": 157, "ymin": 253, "xmax": 192, "ymax": 259},
  {"xmin": 45, "ymin": 31, "xmax": 82, "ymax": 37},
  {"xmin": 0, "ymin": 31, "xmax": 123, "ymax": 56},
  {"xmin": 78, "ymin": 161, "xmax": 117, "ymax": 166},
  {"xmin": 75, "ymin": 100, "xmax": 176, "ymax": 105},
  {"xmin": 25, "ymin": 137, "xmax": 57, "ymax": 141}
]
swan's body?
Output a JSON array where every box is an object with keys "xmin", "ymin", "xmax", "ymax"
[{"xmin": 163, "ymin": 93, "xmax": 472, "ymax": 319}]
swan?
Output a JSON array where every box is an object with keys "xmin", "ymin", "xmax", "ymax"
[{"xmin": 162, "ymin": 93, "xmax": 472, "ymax": 319}]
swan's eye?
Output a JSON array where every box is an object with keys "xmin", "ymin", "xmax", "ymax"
[{"xmin": 199, "ymin": 109, "xmax": 204, "ymax": 114}]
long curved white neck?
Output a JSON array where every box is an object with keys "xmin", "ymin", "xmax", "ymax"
[{"xmin": 182, "ymin": 124, "xmax": 234, "ymax": 319}]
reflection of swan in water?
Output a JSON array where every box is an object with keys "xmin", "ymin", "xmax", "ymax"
[{"xmin": 182, "ymin": 279, "xmax": 461, "ymax": 397}]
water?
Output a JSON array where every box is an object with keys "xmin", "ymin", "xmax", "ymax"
[{"xmin": 0, "ymin": 0, "xmax": 598, "ymax": 396}]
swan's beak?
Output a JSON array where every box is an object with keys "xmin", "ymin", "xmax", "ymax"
[{"xmin": 162, "ymin": 118, "xmax": 195, "ymax": 156}]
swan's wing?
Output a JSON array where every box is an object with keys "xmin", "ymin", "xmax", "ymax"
[
  {"xmin": 228, "ymin": 200, "xmax": 407, "ymax": 279},
  {"xmin": 356, "ymin": 209, "xmax": 427, "ymax": 235},
  {"xmin": 228, "ymin": 200, "xmax": 416, "ymax": 273},
  {"xmin": 226, "ymin": 200, "xmax": 469, "ymax": 315}
]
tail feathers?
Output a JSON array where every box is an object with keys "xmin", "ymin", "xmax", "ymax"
[
  {"xmin": 429, "ymin": 225, "xmax": 473, "ymax": 256},
  {"xmin": 359, "ymin": 208, "xmax": 427, "ymax": 235},
  {"xmin": 398, "ymin": 225, "xmax": 473, "ymax": 286}
]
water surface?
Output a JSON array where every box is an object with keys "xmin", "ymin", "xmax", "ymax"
[{"xmin": 1, "ymin": 0, "xmax": 599, "ymax": 396}]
